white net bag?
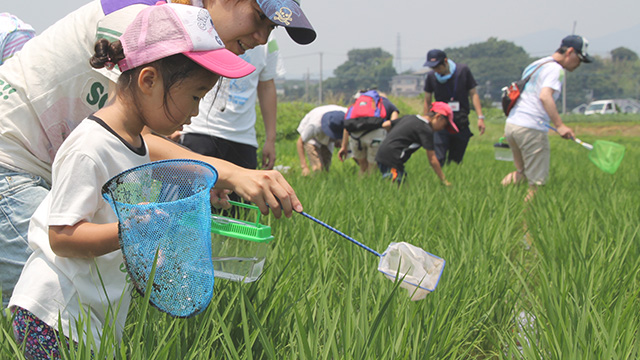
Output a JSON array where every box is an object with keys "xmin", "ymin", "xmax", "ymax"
[{"xmin": 378, "ymin": 242, "xmax": 445, "ymax": 301}]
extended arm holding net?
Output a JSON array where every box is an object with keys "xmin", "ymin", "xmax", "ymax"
[{"xmin": 544, "ymin": 123, "xmax": 593, "ymax": 150}]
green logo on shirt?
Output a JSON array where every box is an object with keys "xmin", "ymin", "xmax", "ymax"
[
  {"xmin": 0, "ymin": 79, "xmax": 17, "ymax": 100},
  {"xmin": 86, "ymin": 81, "xmax": 109, "ymax": 109}
]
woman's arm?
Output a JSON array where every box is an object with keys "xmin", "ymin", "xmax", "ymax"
[{"xmin": 142, "ymin": 130, "xmax": 302, "ymax": 218}]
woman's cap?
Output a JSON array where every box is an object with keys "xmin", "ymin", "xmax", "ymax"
[
  {"xmin": 117, "ymin": 3, "xmax": 255, "ymax": 78},
  {"xmin": 431, "ymin": 101, "xmax": 458, "ymax": 134},
  {"xmin": 257, "ymin": 0, "xmax": 316, "ymax": 45}
]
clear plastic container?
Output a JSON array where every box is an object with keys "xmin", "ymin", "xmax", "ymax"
[
  {"xmin": 210, "ymin": 201, "xmax": 273, "ymax": 283},
  {"xmin": 494, "ymin": 137, "xmax": 513, "ymax": 161}
]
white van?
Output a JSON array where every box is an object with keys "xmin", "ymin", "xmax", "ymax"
[{"xmin": 584, "ymin": 100, "xmax": 618, "ymax": 115}]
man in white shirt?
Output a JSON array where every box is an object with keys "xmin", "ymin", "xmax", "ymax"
[
  {"xmin": 296, "ymin": 105, "xmax": 347, "ymax": 175},
  {"xmin": 501, "ymin": 35, "xmax": 593, "ymax": 202},
  {"xmin": 180, "ymin": 35, "xmax": 284, "ymax": 172}
]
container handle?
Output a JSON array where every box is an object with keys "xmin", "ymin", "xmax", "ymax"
[{"xmin": 227, "ymin": 200, "xmax": 261, "ymax": 224}]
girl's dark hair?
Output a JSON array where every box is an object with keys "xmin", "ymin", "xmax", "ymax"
[
  {"xmin": 89, "ymin": 38, "xmax": 218, "ymax": 122},
  {"xmin": 90, "ymin": 38, "xmax": 125, "ymax": 69}
]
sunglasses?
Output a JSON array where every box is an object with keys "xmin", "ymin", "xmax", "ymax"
[{"xmin": 572, "ymin": 48, "xmax": 586, "ymax": 62}]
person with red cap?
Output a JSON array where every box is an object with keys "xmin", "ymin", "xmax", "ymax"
[{"xmin": 375, "ymin": 102, "xmax": 458, "ymax": 185}]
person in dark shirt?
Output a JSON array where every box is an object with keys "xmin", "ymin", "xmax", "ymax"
[
  {"xmin": 423, "ymin": 49, "xmax": 485, "ymax": 166},
  {"xmin": 375, "ymin": 102, "xmax": 457, "ymax": 185}
]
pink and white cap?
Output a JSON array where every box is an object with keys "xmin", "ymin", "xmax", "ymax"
[{"xmin": 117, "ymin": 3, "xmax": 255, "ymax": 79}]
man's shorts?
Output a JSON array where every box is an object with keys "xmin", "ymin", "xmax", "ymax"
[
  {"xmin": 505, "ymin": 123, "xmax": 550, "ymax": 186},
  {"xmin": 349, "ymin": 128, "xmax": 386, "ymax": 164},
  {"xmin": 304, "ymin": 142, "xmax": 332, "ymax": 171}
]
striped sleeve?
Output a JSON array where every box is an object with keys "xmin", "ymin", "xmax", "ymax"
[{"xmin": 1, "ymin": 30, "xmax": 35, "ymax": 65}]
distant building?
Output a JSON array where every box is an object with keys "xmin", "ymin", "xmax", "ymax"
[
  {"xmin": 390, "ymin": 70, "xmax": 428, "ymax": 97},
  {"xmin": 274, "ymin": 77, "xmax": 286, "ymax": 96}
]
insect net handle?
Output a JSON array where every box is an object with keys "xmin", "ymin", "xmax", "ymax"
[
  {"xmin": 298, "ymin": 211, "xmax": 382, "ymax": 257},
  {"xmin": 544, "ymin": 123, "xmax": 593, "ymax": 150}
]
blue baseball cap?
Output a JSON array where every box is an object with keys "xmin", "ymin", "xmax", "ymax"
[
  {"xmin": 257, "ymin": 0, "xmax": 316, "ymax": 45},
  {"xmin": 561, "ymin": 35, "xmax": 593, "ymax": 63},
  {"xmin": 320, "ymin": 110, "xmax": 345, "ymax": 140},
  {"xmin": 424, "ymin": 49, "xmax": 447, "ymax": 68}
]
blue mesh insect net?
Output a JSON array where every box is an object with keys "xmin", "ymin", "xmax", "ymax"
[{"xmin": 102, "ymin": 159, "xmax": 217, "ymax": 317}]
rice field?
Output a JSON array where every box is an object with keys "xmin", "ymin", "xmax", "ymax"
[{"xmin": 2, "ymin": 108, "xmax": 639, "ymax": 359}]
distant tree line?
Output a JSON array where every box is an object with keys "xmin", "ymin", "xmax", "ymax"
[{"xmin": 281, "ymin": 38, "xmax": 640, "ymax": 110}]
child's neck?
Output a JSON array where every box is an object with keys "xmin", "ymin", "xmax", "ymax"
[
  {"xmin": 93, "ymin": 104, "xmax": 144, "ymax": 148},
  {"xmin": 417, "ymin": 114, "xmax": 432, "ymax": 124}
]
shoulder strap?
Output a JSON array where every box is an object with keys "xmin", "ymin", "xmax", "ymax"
[
  {"xmin": 523, "ymin": 60, "xmax": 556, "ymax": 82},
  {"xmin": 363, "ymin": 90, "xmax": 384, "ymax": 117}
]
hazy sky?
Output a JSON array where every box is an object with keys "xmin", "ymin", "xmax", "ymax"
[{"xmin": 5, "ymin": 0, "xmax": 640, "ymax": 79}]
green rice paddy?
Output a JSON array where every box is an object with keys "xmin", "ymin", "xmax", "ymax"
[{"xmin": 2, "ymin": 107, "xmax": 639, "ymax": 359}]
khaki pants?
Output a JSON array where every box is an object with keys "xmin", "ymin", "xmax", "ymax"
[
  {"xmin": 505, "ymin": 123, "xmax": 550, "ymax": 186},
  {"xmin": 304, "ymin": 142, "xmax": 332, "ymax": 171},
  {"xmin": 349, "ymin": 128, "xmax": 386, "ymax": 164}
]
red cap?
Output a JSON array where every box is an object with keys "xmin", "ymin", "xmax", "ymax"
[{"xmin": 431, "ymin": 102, "xmax": 458, "ymax": 134}]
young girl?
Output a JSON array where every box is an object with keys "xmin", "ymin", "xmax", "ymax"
[
  {"xmin": 8, "ymin": 4, "xmax": 255, "ymax": 357},
  {"xmin": 1, "ymin": 0, "xmax": 312, "ymax": 308}
]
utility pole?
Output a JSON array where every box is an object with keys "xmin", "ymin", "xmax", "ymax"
[
  {"xmin": 395, "ymin": 33, "xmax": 401, "ymax": 73},
  {"xmin": 304, "ymin": 68, "xmax": 309, "ymax": 102},
  {"xmin": 318, "ymin": 52, "xmax": 323, "ymax": 104}
]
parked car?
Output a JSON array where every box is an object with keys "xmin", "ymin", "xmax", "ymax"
[
  {"xmin": 584, "ymin": 100, "xmax": 618, "ymax": 115},
  {"xmin": 571, "ymin": 103, "xmax": 588, "ymax": 114}
]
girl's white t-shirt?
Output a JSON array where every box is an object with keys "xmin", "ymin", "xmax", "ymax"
[{"xmin": 10, "ymin": 118, "xmax": 149, "ymax": 347}]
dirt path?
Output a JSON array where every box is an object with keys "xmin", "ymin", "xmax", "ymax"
[{"xmin": 573, "ymin": 124, "xmax": 640, "ymax": 137}]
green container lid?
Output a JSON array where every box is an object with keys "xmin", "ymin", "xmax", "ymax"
[
  {"xmin": 494, "ymin": 136, "xmax": 510, "ymax": 148},
  {"xmin": 210, "ymin": 201, "xmax": 273, "ymax": 243}
]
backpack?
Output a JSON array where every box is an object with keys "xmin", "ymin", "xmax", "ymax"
[
  {"xmin": 501, "ymin": 60, "xmax": 554, "ymax": 116},
  {"xmin": 343, "ymin": 90, "xmax": 387, "ymax": 133}
]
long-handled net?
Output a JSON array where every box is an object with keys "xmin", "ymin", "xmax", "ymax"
[
  {"xmin": 298, "ymin": 211, "xmax": 445, "ymax": 301},
  {"xmin": 545, "ymin": 124, "xmax": 625, "ymax": 174},
  {"xmin": 102, "ymin": 159, "xmax": 218, "ymax": 317}
]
